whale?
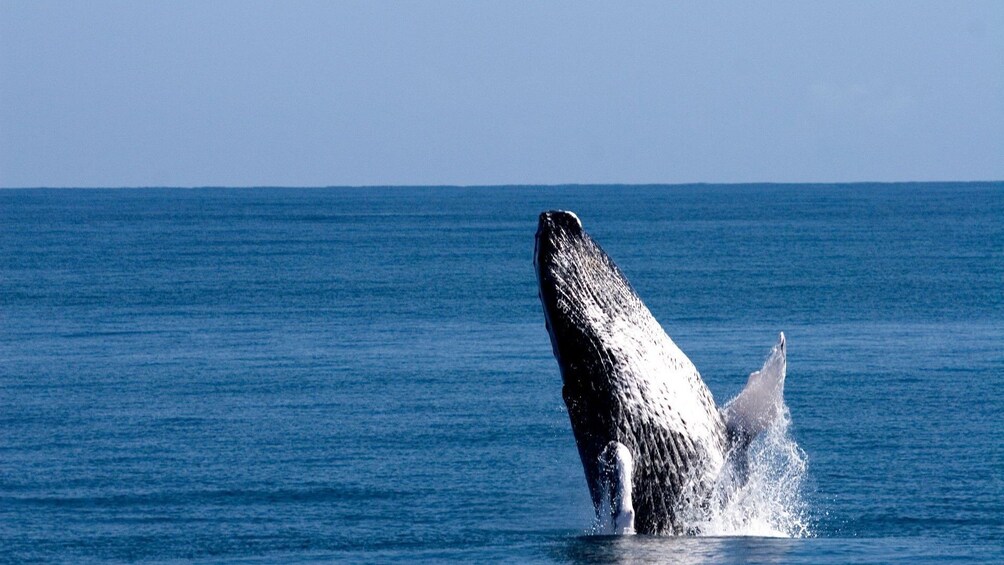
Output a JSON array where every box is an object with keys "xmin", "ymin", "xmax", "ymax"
[{"xmin": 534, "ymin": 210, "xmax": 787, "ymax": 535}]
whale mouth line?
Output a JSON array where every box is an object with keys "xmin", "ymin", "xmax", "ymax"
[{"xmin": 534, "ymin": 210, "xmax": 808, "ymax": 537}]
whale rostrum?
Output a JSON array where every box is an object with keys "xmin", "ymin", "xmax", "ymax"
[{"xmin": 534, "ymin": 210, "xmax": 787, "ymax": 535}]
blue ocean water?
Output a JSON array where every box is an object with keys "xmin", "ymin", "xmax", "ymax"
[{"xmin": 1, "ymin": 184, "xmax": 1002, "ymax": 563}]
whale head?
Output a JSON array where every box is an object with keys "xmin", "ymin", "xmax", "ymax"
[{"xmin": 534, "ymin": 210, "xmax": 625, "ymax": 415}]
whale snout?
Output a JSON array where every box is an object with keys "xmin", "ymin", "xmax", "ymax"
[
  {"xmin": 537, "ymin": 210, "xmax": 583, "ymax": 238},
  {"xmin": 535, "ymin": 210, "xmax": 587, "ymax": 274}
]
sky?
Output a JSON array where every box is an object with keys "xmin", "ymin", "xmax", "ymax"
[{"xmin": 1, "ymin": 1, "xmax": 1002, "ymax": 187}]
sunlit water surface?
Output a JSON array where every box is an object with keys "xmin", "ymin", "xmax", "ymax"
[{"xmin": 2, "ymin": 184, "xmax": 1002, "ymax": 562}]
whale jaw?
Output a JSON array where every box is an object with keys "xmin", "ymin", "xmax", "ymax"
[{"xmin": 534, "ymin": 210, "xmax": 729, "ymax": 535}]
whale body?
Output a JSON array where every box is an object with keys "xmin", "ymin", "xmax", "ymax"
[{"xmin": 534, "ymin": 210, "xmax": 787, "ymax": 535}]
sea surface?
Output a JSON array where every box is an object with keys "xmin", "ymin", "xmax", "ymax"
[{"xmin": 2, "ymin": 183, "xmax": 1002, "ymax": 563}]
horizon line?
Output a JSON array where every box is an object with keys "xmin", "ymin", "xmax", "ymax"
[{"xmin": 2, "ymin": 179, "xmax": 1003, "ymax": 190}]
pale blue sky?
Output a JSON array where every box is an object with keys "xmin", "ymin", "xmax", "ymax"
[{"xmin": 1, "ymin": 1, "xmax": 1002, "ymax": 187}]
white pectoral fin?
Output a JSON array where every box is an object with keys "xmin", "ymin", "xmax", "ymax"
[
  {"xmin": 596, "ymin": 441, "xmax": 636, "ymax": 535},
  {"xmin": 723, "ymin": 332, "xmax": 787, "ymax": 442}
]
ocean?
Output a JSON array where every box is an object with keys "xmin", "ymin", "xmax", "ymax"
[{"xmin": 1, "ymin": 183, "xmax": 1002, "ymax": 563}]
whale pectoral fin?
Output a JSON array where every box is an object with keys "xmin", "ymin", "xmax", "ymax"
[
  {"xmin": 723, "ymin": 332, "xmax": 787, "ymax": 446},
  {"xmin": 596, "ymin": 441, "xmax": 636, "ymax": 535}
]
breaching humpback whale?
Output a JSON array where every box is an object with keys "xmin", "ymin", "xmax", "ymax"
[{"xmin": 534, "ymin": 210, "xmax": 787, "ymax": 535}]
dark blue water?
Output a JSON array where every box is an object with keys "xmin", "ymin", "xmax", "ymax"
[{"xmin": 2, "ymin": 184, "xmax": 1002, "ymax": 563}]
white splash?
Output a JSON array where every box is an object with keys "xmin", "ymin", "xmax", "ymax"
[
  {"xmin": 679, "ymin": 332, "xmax": 810, "ymax": 538},
  {"xmin": 690, "ymin": 407, "xmax": 812, "ymax": 538}
]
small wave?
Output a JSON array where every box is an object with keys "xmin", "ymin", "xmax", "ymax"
[{"xmin": 1, "ymin": 485, "xmax": 406, "ymax": 508}]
